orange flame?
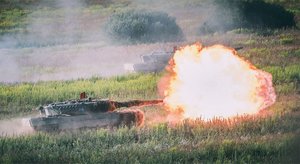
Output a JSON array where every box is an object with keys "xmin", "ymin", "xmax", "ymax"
[{"xmin": 162, "ymin": 43, "xmax": 276, "ymax": 120}]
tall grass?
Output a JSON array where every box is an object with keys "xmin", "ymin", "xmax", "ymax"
[{"xmin": 0, "ymin": 112, "xmax": 298, "ymax": 163}]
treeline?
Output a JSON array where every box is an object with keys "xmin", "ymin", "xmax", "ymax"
[{"xmin": 199, "ymin": 0, "xmax": 296, "ymax": 34}]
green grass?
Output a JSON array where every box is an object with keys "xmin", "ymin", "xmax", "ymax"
[
  {"xmin": 263, "ymin": 65, "xmax": 300, "ymax": 85},
  {"xmin": 0, "ymin": 113, "xmax": 298, "ymax": 163}
]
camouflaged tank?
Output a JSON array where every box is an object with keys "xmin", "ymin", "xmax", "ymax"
[
  {"xmin": 30, "ymin": 93, "xmax": 163, "ymax": 131},
  {"xmin": 124, "ymin": 47, "xmax": 242, "ymax": 73},
  {"xmin": 124, "ymin": 51, "xmax": 173, "ymax": 73}
]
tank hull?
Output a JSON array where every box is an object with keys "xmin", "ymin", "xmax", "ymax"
[{"xmin": 30, "ymin": 110, "xmax": 144, "ymax": 131}]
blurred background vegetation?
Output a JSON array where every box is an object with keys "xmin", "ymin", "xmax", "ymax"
[
  {"xmin": 0, "ymin": 0, "xmax": 299, "ymax": 47},
  {"xmin": 105, "ymin": 10, "xmax": 183, "ymax": 44}
]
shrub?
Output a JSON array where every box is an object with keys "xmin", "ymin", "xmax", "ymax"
[
  {"xmin": 105, "ymin": 10, "xmax": 183, "ymax": 44},
  {"xmin": 199, "ymin": 0, "xmax": 296, "ymax": 34}
]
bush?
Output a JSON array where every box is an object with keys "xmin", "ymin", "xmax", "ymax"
[
  {"xmin": 199, "ymin": 0, "xmax": 296, "ymax": 34},
  {"xmin": 105, "ymin": 10, "xmax": 183, "ymax": 44}
]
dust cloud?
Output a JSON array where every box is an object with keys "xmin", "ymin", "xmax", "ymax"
[
  {"xmin": 0, "ymin": 0, "xmax": 180, "ymax": 82},
  {"xmin": 0, "ymin": 0, "xmax": 234, "ymax": 83},
  {"xmin": 0, "ymin": 43, "xmax": 175, "ymax": 82},
  {"xmin": 0, "ymin": 117, "xmax": 35, "ymax": 137}
]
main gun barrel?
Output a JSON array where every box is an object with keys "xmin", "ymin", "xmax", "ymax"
[{"xmin": 112, "ymin": 99, "xmax": 163, "ymax": 109}]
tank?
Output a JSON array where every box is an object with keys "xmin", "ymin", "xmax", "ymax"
[
  {"xmin": 124, "ymin": 47, "xmax": 243, "ymax": 73},
  {"xmin": 124, "ymin": 51, "xmax": 173, "ymax": 73},
  {"xmin": 29, "ymin": 93, "xmax": 163, "ymax": 131}
]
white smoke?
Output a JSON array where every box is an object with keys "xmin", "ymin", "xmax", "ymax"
[
  {"xmin": 0, "ymin": 52, "xmax": 20, "ymax": 82},
  {"xmin": 0, "ymin": 0, "xmax": 232, "ymax": 83},
  {"xmin": 0, "ymin": 117, "xmax": 35, "ymax": 137}
]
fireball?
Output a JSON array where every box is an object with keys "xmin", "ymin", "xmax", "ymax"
[{"xmin": 162, "ymin": 43, "xmax": 276, "ymax": 120}]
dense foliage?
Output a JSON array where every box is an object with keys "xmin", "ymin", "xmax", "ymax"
[
  {"xmin": 105, "ymin": 10, "xmax": 183, "ymax": 44},
  {"xmin": 199, "ymin": 0, "xmax": 296, "ymax": 34}
]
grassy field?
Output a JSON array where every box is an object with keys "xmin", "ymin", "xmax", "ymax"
[{"xmin": 0, "ymin": 0, "xmax": 300, "ymax": 163}]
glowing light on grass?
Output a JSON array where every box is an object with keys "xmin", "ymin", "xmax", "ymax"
[{"xmin": 162, "ymin": 43, "xmax": 276, "ymax": 120}]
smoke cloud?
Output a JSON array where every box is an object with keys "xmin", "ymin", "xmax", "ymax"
[
  {"xmin": 0, "ymin": 116, "xmax": 35, "ymax": 137},
  {"xmin": 0, "ymin": 0, "xmax": 235, "ymax": 83},
  {"xmin": 0, "ymin": 0, "xmax": 181, "ymax": 82}
]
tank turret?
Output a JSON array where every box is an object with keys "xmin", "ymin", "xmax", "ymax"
[{"xmin": 37, "ymin": 99, "xmax": 163, "ymax": 117}]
